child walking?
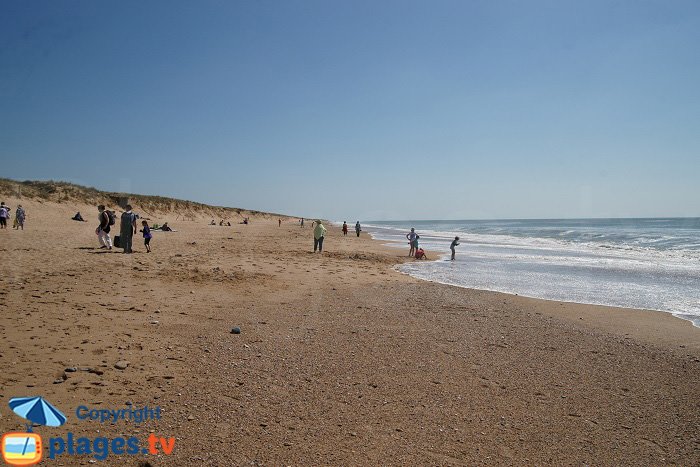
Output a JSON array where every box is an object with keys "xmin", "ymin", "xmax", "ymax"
[{"xmin": 141, "ymin": 220, "xmax": 152, "ymax": 253}]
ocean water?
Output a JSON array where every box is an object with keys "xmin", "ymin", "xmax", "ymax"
[{"xmin": 364, "ymin": 219, "xmax": 700, "ymax": 327}]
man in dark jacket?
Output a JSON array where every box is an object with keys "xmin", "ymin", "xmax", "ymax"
[
  {"xmin": 119, "ymin": 205, "xmax": 138, "ymax": 253},
  {"xmin": 96, "ymin": 205, "xmax": 112, "ymax": 249}
]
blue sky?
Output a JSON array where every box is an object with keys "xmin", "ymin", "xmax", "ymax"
[{"xmin": 1, "ymin": 1, "xmax": 698, "ymax": 220}]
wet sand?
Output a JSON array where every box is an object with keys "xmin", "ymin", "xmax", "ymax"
[{"xmin": 1, "ymin": 198, "xmax": 699, "ymax": 466}]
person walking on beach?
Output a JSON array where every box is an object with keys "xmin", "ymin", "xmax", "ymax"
[
  {"xmin": 342, "ymin": 221, "xmax": 348, "ymax": 236},
  {"xmin": 14, "ymin": 205, "xmax": 25, "ymax": 230},
  {"xmin": 140, "ymin": 220, "xmax": 152, "ymax": 253},
  {"xmin": 355, "ymin": 221, "xmax": 361, "ymax": 237},
  {"xmin": 313, "ymin": 220, "xmax": 327, "ymax": 253},
  {"xmin": 300, "ymin": 218, "xmax": 305, "ymax": 228},
  {"xmin": 0, "ymin": 202, "xmax": 9, "ymax": 229},
  {"xmin": 450, "ymin": 236, "xmax": 460, "ymax": 261},
  {"xmin": 279, "ymin": 218, "xmax": 282, "ymax": 227},
  {"xmin": 406, "ymin": 228, "xmax": 417, "ymax": 257},
  {"xmin": 119, "ymin": 205, "xmax": 138, "ymax": 253},
  {"xmin": 96, "ymin": 205, "xmax": 112, "ymax": 249}
]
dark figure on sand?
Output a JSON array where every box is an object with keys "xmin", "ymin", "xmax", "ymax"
[
  {"xmin": 120, "ymin": 205, "xmax": 138, "ymax": 253},
  {"xmin": 0, "ymin": 202, "xmax": 9, "ymax": 229},
  {"xmin": 342, "ymin": 221, "xmax": 348, "ymax": 236},
  {"xmin": 450, "ymin": 236, "xmax": 460, "ymax": 261},
  {"xmin": 72, "ymin": 212, "xmax": 87, "ymax": 222},
  {"xmin": 355, "ymin": 221, "xmax": 361, "ymax": 237},
  {"xmin": 14, "ymin": 205, "xmax": 25, "ymax": 230},
  {"xmin": 141, "ymin": 220, "xmax": 152, "ymax": 253},
  {"xmin": 96, "ymin": 205, "xmax": 112, "ymax": 249}
]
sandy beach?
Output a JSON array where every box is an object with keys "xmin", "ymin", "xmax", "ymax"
[{"xmin": 1, "ymin": 194, "xmax": 699, "ymax": 466}]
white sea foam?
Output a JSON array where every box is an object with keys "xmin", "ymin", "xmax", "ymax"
[{"xmin": 365, "ymin": 219, "xmax": 700, "ymax": 327}]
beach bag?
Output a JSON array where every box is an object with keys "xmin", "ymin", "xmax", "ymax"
[
  {"xmin": 113, "ymin": 235, "xmax": 121, "ymax": 248},
  {"xmin": 107, "ymin": 211, "xmax": 116, "ymax": 226}
]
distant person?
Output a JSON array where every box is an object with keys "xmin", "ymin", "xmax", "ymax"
[
  {"xmin": 415, "ymin": 248, "xmax": 427, "ymax": 260},
  {"xmin": 406, "ymin": 228, "xmax": 417, "ymax": 257},
  {"xmin": 161, "ymin": 222, "xmax": 172, "ymax": 232},
  {"xmin": 96, "ymin": 205, "xmax": 112, "ymax": 250},
  {"xmin": 342, "ymin": 221, "xmax": 348, "ymax": 236},
  {"xmin": 279, "ymin": 218, "xmax": 282, "ymax": 227},
  {"xmin": 300, "ymin": 218, "xmax": 305, "ymax": 228},
  {"xmin": 14, "ymin": 205, "xmax": 25, "ymax": 230},
  {"xmin": 313, "ymin": 220, "xmax": 327, "ymax": 253},
  {"xmin": 227, "ymin": 221, "xmax": 231, "ymax": 226},
  {"xmin": 140, "ymin": 220, "xmax": 152, "ymax": 253},
  {"xmin": 219, "ymin": 219, "xmax": 224, "ymax": 226},
  {"xmin": 210, "ymin": 220, "xmax": 216, "ymax": 225},
  {"xmin": 412, "ymin": 235, "xmax": 420, "ymax": 252},
  {"xmin": 355, "ymin": 221, "xmax": 361, "ymax": 237},
  {"xmin": 72, "ymin": 212, "xmax": 86, "ymax": 222},
  {"xmin": 450, "ymin": 236, "xmax": 460, "ymax": 261},
  {"xmin": 119, "ymin": 205, "xmax": 138, "ymax": 254},
  {"xmin": 0, "ymin": 202, "xmax": 9, "ymax": 229}
]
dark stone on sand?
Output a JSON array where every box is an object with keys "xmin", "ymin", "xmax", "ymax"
[{"xmin": 231, "ymin": 327, "xmax": 241, "ymax": 334}]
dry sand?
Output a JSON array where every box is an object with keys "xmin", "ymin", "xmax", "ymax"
[{"xmin": 1, "ymin": 198, "xmax": 699, "ymax": 466}]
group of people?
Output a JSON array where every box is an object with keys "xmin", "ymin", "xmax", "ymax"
[
  {"xmin": 211, "ymin": 219, "xmax": 232, "ymax": 226},
  {"xmin": 341, "ymin": 221, "xmax": 362, "ymax": 237},
  {"xmin": 96, "ymin": 204, "xmax": 153, "ymax": 253},
  {"xmin": 309, "ymin": 222, "xmax": 461, "ymax": 260},
  {"xmin": 0, "ymin": 202, "xmax": 25, "ymax": 230},
  {"xmin": 310, "ymin": 220, "xmax": 363, "ymax": 253},
  {"xmin": 406, "ymin": 227, "xmax": 461, "ymax": 260}
]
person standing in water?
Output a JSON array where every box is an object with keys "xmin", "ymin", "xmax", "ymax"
[
  {"xmin": 313, "ymin": 220, "xmax": 327, "ymax": 253},
  {"xmin": 406, "ymin": 228, "xmax": 417, "ymax": 257},
  {"xmin": 355, "ymin": 221, "xmax": 361, "ymax": 237},
  {"xmin": 342, "ymin": 221, "xmax": 348, "ymax": 236},
  {"xmin": 450, "ymin": 236, "xmax": 460, "ymax": 261}
]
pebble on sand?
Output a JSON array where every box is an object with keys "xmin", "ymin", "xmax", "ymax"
[
  {"xmin": 231, "ymin": 327, "xmax": 241, "ymax": 334},
  {"xmin": 114, "ymin": 361, "xmax": 130, "ymax": 370}
]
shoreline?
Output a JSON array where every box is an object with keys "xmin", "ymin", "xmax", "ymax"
[
  {"xmin": 395, "ymin": 266, "xmax": 700, "ymax": 336},
  {"xmin": 371, "ymin": 235, "xmax": 700, "ymax": 354},
  {"xmin": 368, "ymin": 229, "xmax": 700, "ymax": 335}
]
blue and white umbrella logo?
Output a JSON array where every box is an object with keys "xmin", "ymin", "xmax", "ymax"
[{"xmin": 8, "ymin": 396, "xmax": 67, "ymax": 431}]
